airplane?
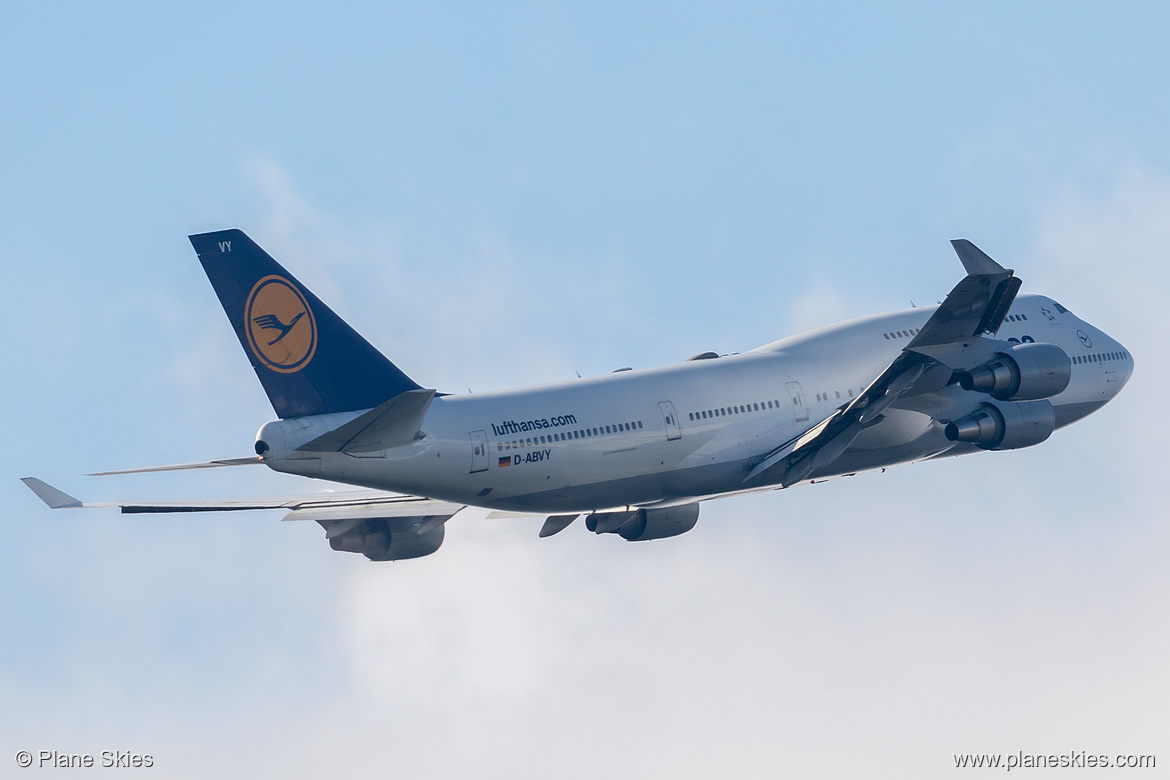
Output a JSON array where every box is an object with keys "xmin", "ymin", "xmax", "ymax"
[{"xmin": 23, "ymin": 230, "xmax": 1133, "ymax": 560}]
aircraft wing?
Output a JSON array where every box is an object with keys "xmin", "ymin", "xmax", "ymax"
[
  {"xmin": 745, "ymin": 239, "xmax": 1020, "ymax": 488},
  {"xmin": 21, "ymin": 477, "xmax": 464, "ymax": 521}
]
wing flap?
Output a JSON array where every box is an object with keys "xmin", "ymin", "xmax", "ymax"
[
  {"xmin": 283, "ymin": 499, "xmax": 464, "ymax": 523},
  {"xmin": 538, "ymin": 514, "xmax": 579, "ymax": 538}
]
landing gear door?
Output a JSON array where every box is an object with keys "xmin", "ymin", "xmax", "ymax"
[
  {"xmin": 786, "ymin": 381, "xmax": 809, "ymax": 423},
  {"xmin": 658, "ymin": 401, "xmax": 682, "ymax": 441},
  {"xmin": 469, "ymin": 430, "xmax": 489, "ymax": 473}
]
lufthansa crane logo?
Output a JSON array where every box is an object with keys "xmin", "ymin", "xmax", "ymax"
[{"xmin": 244, "ymin": 275, "xmax": 317, "ymax": 373}]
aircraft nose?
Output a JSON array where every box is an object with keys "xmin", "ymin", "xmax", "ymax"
[{"xmin": 1118, "ymin": 340, "xmax": 1135, "ymax": 387}]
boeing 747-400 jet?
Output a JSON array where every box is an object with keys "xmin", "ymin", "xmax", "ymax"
[{"xmin": 24, "ymin": 231, "xmax": 1133, "ymax": 560}]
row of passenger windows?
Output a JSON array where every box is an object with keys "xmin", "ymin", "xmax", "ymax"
[
  {"xmin": 689, "ymin": 400, "xmax": 783, "ymax": 422},
  {"xmin": 1075, "ymin": 351, "xmax": 1128, "ymax": 365},
  {"xmin": 815, "ymin": 389, "xmax": 856, "ymax": 402},
  {"xmin": 883, "ymin": 314, "xmax": 1028, "ymax": 342},
  {"xmin": 497, "ymin": 420, "xmax": 644, "ymax": 451}
]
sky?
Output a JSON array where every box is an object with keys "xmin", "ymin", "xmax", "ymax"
[{"xmin": 2, "ymin": 2, "xmax": 1168, "ymax": 777}]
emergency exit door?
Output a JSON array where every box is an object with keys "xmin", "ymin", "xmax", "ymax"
[
  {"xmin": 785, "ymin": 381, "xmax": 809, "ymax": 423},
  {"xmin": 469, "ymin": 430, "xmax": 489, "ymax": 473}
]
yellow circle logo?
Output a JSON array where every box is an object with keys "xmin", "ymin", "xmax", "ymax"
[{"xmin": 244, "ymin": 275, "xmax": 317, "ymax": 373}]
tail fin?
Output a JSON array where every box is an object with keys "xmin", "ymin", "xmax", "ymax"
[{"xmin": 190, "ymin": 229, "xmax": 421, "ymax": 418}]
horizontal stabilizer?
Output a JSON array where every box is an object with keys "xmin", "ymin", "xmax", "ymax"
[
  {"xmin": 297, "ymin": 389, "xmax": 436, "ymax": 453},
  {"xmin": 88, "ymin": 457, "xmax": 263, "ymax": 476}
]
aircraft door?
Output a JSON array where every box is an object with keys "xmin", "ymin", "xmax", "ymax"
[
  {"xmin": 469, "ymin": 430, "xmax": 489, "ymax": 473},
  {"xmin": 785, "ymin": 381, "xmax": 809, "ymax": 423},
  {"xmin": 658, "ymin": 401, "xmax": 682, "ymax": 441}
]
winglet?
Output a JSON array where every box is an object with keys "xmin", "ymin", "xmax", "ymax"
[
  {"xmin": 21, "ymin": 478, "xmax": 83, "ymax": 509},
  {"xmin": 950, "ymin": 239, "xmax": 1008, "ymax": 275}
]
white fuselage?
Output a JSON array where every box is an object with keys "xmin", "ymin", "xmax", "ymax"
[{"xmin": 256, "ymin": 295, "xmax": 1132, "ymax": 513}]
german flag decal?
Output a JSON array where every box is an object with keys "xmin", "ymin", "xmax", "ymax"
[{"xmin": 498, "ymin": 456, "xmax": 511, "ymax": 468}]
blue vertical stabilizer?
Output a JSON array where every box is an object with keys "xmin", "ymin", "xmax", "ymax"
[{"xmin": 190, "ymin": 229, "xmax": 421, "ymax": 418}]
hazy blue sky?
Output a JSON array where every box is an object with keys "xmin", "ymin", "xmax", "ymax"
[{"xmin": 3, "ymin": 3, "xmax": 1167, "ymax": 777}]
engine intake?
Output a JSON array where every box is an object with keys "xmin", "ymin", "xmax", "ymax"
[
  {"xmin": 327, "ymin": 518, "xmax": 445, "ymax": 561},
  {"xmin": 944, "ymin": 400, "xmax": 1055, "ymax": 450},
  {"xmin": 585, "ymin": 504, "xmax": 699, "ymax": 541},
  {"xmin": 958, "ymin": 342, "xmax": 1071, "ymax": 401}
]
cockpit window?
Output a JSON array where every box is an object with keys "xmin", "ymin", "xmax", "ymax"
[{"xmin": 1053, "ymin": 302, "xmax": 1070, "ymax": 314}]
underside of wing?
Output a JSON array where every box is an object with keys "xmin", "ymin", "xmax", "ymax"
[
  {"xmin": 21, "ymin": 476, "xmax": 465, "ymax": 561},
  {"xmin": 745, "ymin": 239, "xmax": 1022, "ymax": 488}
]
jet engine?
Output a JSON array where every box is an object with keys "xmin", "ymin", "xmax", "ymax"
[
  {"xmin": 957, "ymin": 342, "xmax": 1071, "ymax": 401},
  {"xmin": 327, "ymin": 518, "xmax": 445, "ymax": 561},
  {"xmin": 585, "ymin": 504, "xmax": 700, "ymax": 541},
  {"xmin": 944, "ymin": 399, "xmax": 1055, "ymax": 451}
]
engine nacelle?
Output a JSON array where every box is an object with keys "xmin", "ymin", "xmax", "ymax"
[
  {"xmin": 944, "ymin": 399, "xmax": 1056, "ymax": 451},
  {"xmin": 957, "ymin": 342, "xmax": 1071, "ymax": 401},
  {"xmin": 327, "ymin": 518, "xmax": 445, "ymax": 561},
  {"xmin": 585, "ymin": 504, "xmax": 700, "ymax": 541}
]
